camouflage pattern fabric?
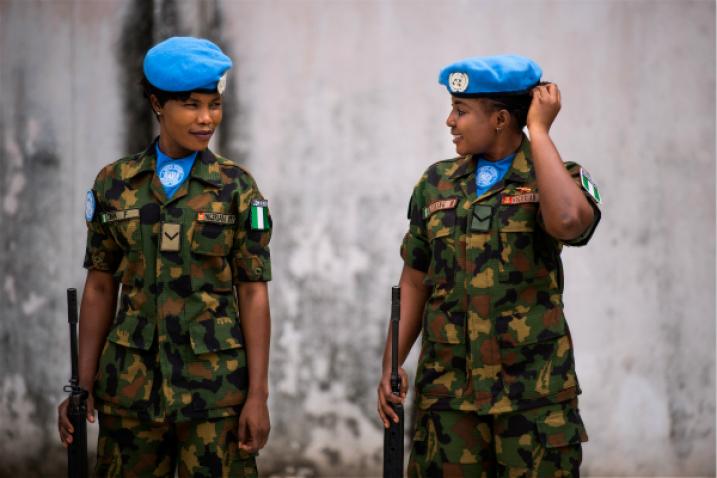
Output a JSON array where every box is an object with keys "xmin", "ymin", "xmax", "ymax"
[
  {"xmin": 84, "ymin": 140, "xmax": 271, "ymax": 422},
  {"xmin": 408, "ymin": 399, "xmax": 587, "ymax": 477},
  {"xmin": 401, "ymin": 136, "xmax": 600, "ymax": 414},
  {"xmin": 95, "ymin": 413, "xmax": 258, "ymax": 478}
]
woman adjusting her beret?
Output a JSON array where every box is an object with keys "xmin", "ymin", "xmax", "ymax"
[
  {"xmin": 58, "ymin": 36, "xmax": 272, "ymax": 477},
  {"xmin": 378, "ymin": 54, "xmax": 602, "ymax": 476}
]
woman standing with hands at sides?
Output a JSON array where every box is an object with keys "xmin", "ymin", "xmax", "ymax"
[
  {"xmin": 378, "ymin": 55, "xmax": 602, "ymax": 477},
  {"xmin": 58, "ymin": 37, "xmax": 272, "ymax": 477}
]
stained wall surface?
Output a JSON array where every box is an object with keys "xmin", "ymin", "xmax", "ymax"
[{"xmin": 0, "ymin": 1, "xmax": 714, "ymax": 476}]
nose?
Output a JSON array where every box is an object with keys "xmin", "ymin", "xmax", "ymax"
[
  {"xmin": 197, "ymin": 105, "xmax": 212, "ymax": 125},
  {"xmin": 446, "ymin": 111, "xmax": 455, "ymax": 128}
]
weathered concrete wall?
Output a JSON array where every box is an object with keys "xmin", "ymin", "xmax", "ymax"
[{"xmin": 0, "ymin": 1, "xmax": 714, "ymax": 476}]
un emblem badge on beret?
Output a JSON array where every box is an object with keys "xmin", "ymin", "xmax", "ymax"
[
  {"xmin": 217, "ymin": 72, "xmax": 227, "ymax": 95},
  {"xmin": 448, "ymin": 72, "xmax": 469, "ymax": 93}
]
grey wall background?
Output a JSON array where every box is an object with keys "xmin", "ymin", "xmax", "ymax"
[{"xmin": 1, "ymin": 0, "xmax": 714, "ymax": 476}]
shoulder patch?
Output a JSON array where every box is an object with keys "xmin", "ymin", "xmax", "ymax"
[
  {"xmin": 85, "ymin": 190, "xmax": 96, "ymax": 222},
  {"xmin": 250, "ymin": 199, "xmax": 269, "ymax": 230},
  {"xmin": 580, "ymin": 168, "xmax": 602, "ymax": 204}
]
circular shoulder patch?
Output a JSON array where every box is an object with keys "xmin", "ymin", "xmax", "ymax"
[
  {"xmin": 159, "ymin": 163, "xmax": 185, "ymax": 188},
  {"xmin": 85, "ymin": 190, "xmax": 96, "ymax": 221},
  {"xmin": 448, "ymin": 72, "xmax": 469, "ymax": 93},
  {"xmin": 217, "ymin": 72, "xmax": 228, "ymax": 95}
]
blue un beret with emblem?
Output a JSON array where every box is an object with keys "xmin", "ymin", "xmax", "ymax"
[
  {"xmin": 143, "ymin": 37, "xmax": 233, "ymax": 93},
  {"xmin": 438, "ymin": 55, "xmax": 542, "ymax": 96}
]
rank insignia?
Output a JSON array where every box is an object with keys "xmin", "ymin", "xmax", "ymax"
[
  {"xmin": 250, "ymin": 199, "xmax": 269, "ymax": 230},
  {"xmin": 160, "ymin": 223, "xmax": 181, "ymax": 252},
  {"xmin": 580, "ymin": 168, "xmax": 602, "ymax": 204}
]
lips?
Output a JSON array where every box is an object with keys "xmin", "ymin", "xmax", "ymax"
[
  {"xmin": 452, "ymin": 134, "xmax": 462, "ymax": 144},
  {"xmin": 190, "ymin": 130, "xmax": 214, "ymax": 141}
]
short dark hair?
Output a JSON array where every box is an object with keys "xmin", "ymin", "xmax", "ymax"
[
  {"xmin": 472, "ymin": 81, "xmax": 549, "ymax": 130},
  {"xmin": 140, "ymin": 75, "xmax": 216, "ymax": 107}
]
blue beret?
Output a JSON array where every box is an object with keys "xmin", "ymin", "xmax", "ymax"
[
  {"xmin": 438, "ymin": 55, "xmax": 542, "ymax": 96},
  {"xmin": 143, "ymin": 37, "xmax": 233, "ymax": 93}
]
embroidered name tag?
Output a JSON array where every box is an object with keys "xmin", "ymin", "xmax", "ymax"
[
  {"xmin": 422, "ymin": 198, "xmax": 458, "ymax": 219},
  {"xmin": 502, "ymin": 193, "xmax": 539, "ymax": 205},
  {"xmin": 197, "ymin": 212, "xmax": 236, "ymax": 225},
  {"xmin": 101, "ymin": 208, "xmax": 140, "ymax": 224}
]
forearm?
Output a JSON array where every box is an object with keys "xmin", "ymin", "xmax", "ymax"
[
  {"xmin": 237, "ymin": 281, "xmax": 271, "ymax": 399},
  {"xmin": 529, "ymin": 128, "xmax": 593, "ymax": 239},
  {"xmin": 382, "ymin": 265, "xmax": 428, "ymax": 371},
  {"xmin": 78, "ymin": 270, "xmax": 118, "ymax": 390}
]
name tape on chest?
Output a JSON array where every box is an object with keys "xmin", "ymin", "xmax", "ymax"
[
  {"xmin": 101, "ymin": 208, "xmax": 140, "ymax": 224},
  {"xmin": 501, "ymin": 193, "xmax": 539, "ymax": 205},
  {"xmin": 197, "ymin": 212, "xmax": 236, "ymax": 225},
  {"xmin": 422, "ymin": 198, "xmax": 458, "ymax": 219}
]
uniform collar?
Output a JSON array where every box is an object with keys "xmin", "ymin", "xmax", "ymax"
[
  {"xmin": 125, "ymin": 138, "xmax": 222, "ymax": 187},
  {"xmin": 448, "ymin": 134, "xmax": 535, "ymax": 185}
]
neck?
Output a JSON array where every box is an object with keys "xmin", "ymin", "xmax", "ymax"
[
  {"xmin": 158, "ymin": 135, "xmax": 193, "ymax": 159},
  {"xmin": 482, "ymin": 131, "xmax": 523, "ymax": 161}
]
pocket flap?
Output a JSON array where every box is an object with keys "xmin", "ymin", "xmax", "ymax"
[
  {"xmin": 189, "ymin": 314, "xmax": 244, "ymax": 355},
  {"xmin": 536, "ymin": 406, "xmax": 588, "ymax": 448},
  {"xmin": 107, "ymin": 310, "xmax": 155, "ymax": 350},
  {"xmin": 192, "ymin": 222, "xmax": 233, "ymax": 256}
]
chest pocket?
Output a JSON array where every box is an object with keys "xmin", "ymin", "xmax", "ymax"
[
  {"xmin": 497, "ymin": 203, "xmax": 549, "ymax": 280},
  {"xmin": 425, "ymin": 209, "xmax": 457, "ymax": 288},
  {"xmin": 191, "ymin": 213, "xmax": 235, "ymax": 292},
  {"xmin": 106, "ymin": 209, "xmax": 142, "ymax": 251}
]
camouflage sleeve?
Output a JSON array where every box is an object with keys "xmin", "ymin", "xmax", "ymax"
[
  {"xmin": 82, "ymin": 172, "xmax": 123, "ymax": 272},
  {"xmin": 230, "ymin": 174, "xmax": 272, "ymax": 282},
  {"xmin": 556, "ymin": 162, "xmax": 602, "ymax": 247},
  {"xmin": 400, "ymin": 178, "xmax": 431, "ymax": 273}
]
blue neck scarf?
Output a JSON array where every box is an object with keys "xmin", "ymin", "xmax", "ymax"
[
  {"xmin": 155, "ymin": 143, "xmax": 198, "ymax": 200},
  {"xmin": 475, "ymin": 153, "xmax": 515, "ymax": 197}
]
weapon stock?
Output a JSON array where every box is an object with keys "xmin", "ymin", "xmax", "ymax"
[
  {"xmin": 64, "ymin": 288, "xmax": 88, "ymax": 478},
  {"xmin": 383, "ymin": 286, "xmax": 403, "ymax": 478}
]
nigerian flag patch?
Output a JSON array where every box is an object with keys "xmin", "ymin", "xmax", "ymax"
[
  {"xmin": 580, "ymin": 168, "xmax": 602, "ymax": 204},
  {"xmin": 250, "ymin": 199, "xmax": 269, "ymax": 230}
]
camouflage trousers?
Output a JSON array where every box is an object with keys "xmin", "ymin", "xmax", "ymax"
[
  {"xmin": 95, "ymin": 413, "xmax": 257, "ymax": 478},
  {"xmin": 408, "ymin": 399, "xmax": 587, "ymax": 478}
]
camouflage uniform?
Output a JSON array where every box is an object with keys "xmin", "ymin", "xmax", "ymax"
[
  {"xmin": 401, "ymin": 137, "xmax": 600, "ymax": 476},
  {"xmin": 84, "ymin": 141, "xmax": 271, "ymax": 474}
]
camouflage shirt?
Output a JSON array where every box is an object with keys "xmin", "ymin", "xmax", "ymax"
[
  {"xmin": 84, "ymin": 141, "xmax": 272, "ymax": 422},
  {"xmin": 401, "ymin": 137, "xmax": 600, "ymax": 414}
]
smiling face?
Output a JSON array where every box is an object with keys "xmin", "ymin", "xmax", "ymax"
[
  {"xmin": 445, "ymin": 97, "xmax": 500, "ymax": 157},
  {"xmin": 153, "ymin": 92, "xmax": 223, "ymax": 158}
]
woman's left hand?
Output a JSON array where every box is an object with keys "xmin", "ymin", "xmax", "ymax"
[
  {"xmin": 527, "ymin": 83, "xmax": 561, "ymax": 134},
  {"xmin": 237, "ymin": 394, "xmax": 271, "ymax": 454}
]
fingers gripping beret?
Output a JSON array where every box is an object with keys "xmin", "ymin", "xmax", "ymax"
[
  {"xmin": 438, "ymin": 54, "xmax": 542, "ymax": 96},
  {"xmin": 143, "ymin": 36, "xmax": 233, "ymax": 93}
]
